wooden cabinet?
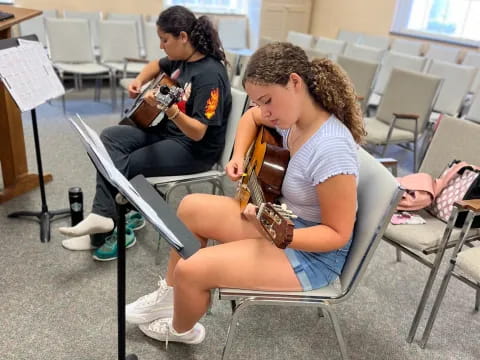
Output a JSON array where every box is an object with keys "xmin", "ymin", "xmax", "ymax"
[{"xmin": 259, "ymin": 0, "xmax": 312, "ymax": 41}]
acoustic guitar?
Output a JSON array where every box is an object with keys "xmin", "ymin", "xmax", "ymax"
[
  {"xmin": 236, "ymin": 126, "xmax": 295, "ymax": 248},
  {"xmin": 122, "ymin": 70, "xmax": 184, "ymax": 128}
]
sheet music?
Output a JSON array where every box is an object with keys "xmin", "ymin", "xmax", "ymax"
[
  {"xmin": 68, "ymin": 115, "xmax": 184, "ymax": 250},
  {"xmin": 0, "ymin": 39, "xmax": 64, "ymax": 111}
]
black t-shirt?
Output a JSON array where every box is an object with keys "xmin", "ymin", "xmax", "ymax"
[{"xmin": 155, "ymin": 55, "xmax": 232, "ymax": 165}]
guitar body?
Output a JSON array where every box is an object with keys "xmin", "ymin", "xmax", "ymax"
[
  {"xmin": 122, "ymin": 73, "xmax": 178, "ymax": 129},
  {"xmin": 238, "ymin": 126, "xmax": 290, "ymax": 210}
]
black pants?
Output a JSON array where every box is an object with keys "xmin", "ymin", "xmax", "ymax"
[{"xmin": 91, "ymin": 124, "xmax": 212, "ymax": 222}]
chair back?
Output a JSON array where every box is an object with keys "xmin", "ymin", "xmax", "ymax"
[
  {"xmin": 358, "ymin": 34, "xmax": 390, "ymax": 50},
  {"xmin": 258, "ymin": 36, "xmax": 273, "ymax": 48},
  {"xmin": 143, "ymin": 22, "xmax": 166, "ymax": 61},
  {"xmin": 424, "ymin": 44, "xmax": 460, "ymax": 63},
  {"xmin": 218, "ymin": 16, "xmax": 249, "ymax": 50},
  {"xmin": 105, "ymin": 13, "xmax": 145, "ymax": 56},
  {"xmin": 390, "ymin": 38, "xmax": 423, "ymax": 56},
  {"xmin": 376, "ymin": 68, "xmax": 442, "ymax": 134},
  {"xmin": 336, "ymin": 29, "xmax": 362, "ymax": 44},
  {"xmin": 304, "ymin": 48, "xmax": 328, "ymax": 61},
  {"xmin": 462, "ymin": 51, "xmax": 480, "ymax": 93},
  {"xmin": 337, "ymin": 55, "xmax": 379, "ymax": 111},
  {"xmin": 466, "ymin": 92, "xmax": 480, "ymax": 124},
  {"xmin": 420, "ymin": 115, "xmax": 480, "ymax": 177},
  {"xmin": 45, "ymin": 18, "xmax": 95, "ymax": 63},
  {"xmin": 218, "ymin": 88, "xmax": 248, "ymax": 168},
  {"xmin": 373, "ymin": 51, "xmax": 427, "ymax": 95},
  {"xmin": 344, "ymin": 43, "xmax": 385, "ymax": 63},
  {"xmin": 98, "ymin": 20, "xmax": 140, "ymax": 62},
  {"xmin": 231, "ymin": 55, "xmax": 251, "ymax": 89},
  {"xmin": 427, "ymin": 60, "xmax": 476, "ymax": 116},
  {"xmin": 63, "ymin": 10, "xmax": 102, "ymax": 50},
  {"xmin": 286, "ymin": 31, "xmax": 314, "ymax": 49},
  {"xmin": 313, "ymin": 37, "xmax": 346, "ymax": 60},
  {"xmin": 340, "ymin": 148, "xmax": 403, "ymax": 294}
]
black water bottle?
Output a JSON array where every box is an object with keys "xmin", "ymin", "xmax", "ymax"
[{"xmin": 68, "ymin": 187, "xmax": 84, "ymax": 226}]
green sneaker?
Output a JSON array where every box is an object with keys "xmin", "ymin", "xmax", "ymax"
[
  {"xmin": 92, "ymin": 227, "xmax": 136, "ymax": 261},
  {"xmin": 126, "ymin": 211, "xmax": 146, "ymax": 231}
]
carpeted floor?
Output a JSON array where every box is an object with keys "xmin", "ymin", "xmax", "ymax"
[{"xmin": 0, "ymin": 89, "xmax": 478, "ymax": 359}]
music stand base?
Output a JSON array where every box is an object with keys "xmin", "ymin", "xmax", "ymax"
[{"xmin": 8, "ymin": 208, "xmax": 70, "ymax": 243}]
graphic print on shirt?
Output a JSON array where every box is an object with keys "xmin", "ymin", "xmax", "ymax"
[{"xmin": 204, "ymin": 88, "xmax": 219, "ymax": 119}]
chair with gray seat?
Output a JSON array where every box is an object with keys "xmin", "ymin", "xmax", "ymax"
[
  {"xmin": 44, "ymin": 18, "xmax": 114, "ymax": 111},
  {"xmin": 147, "ymin": 87, "xmax": 249, "ymax": 202},
  {"xmin": 286, "ymin": 30, "xmax": 314, "ymax": 49},
  {"xmin": 63, "ymin": 10, "xmax": 102, "ymax": 55},
  {"xmin": 18, "ymin": 9, "xmax": 57, "ymax": 48},
  {"xmin": 363, "ymin": 68, "xmax": 442, "ymax": 171},
  {"xmin": 426, "ymin": 60, "xmax": 476, "ymax": 118},
  {"xmin": 464, "ymin": 91, "xmax": 480, "ymax": 124},
  {"xmin": 418, "ymin": 200, "xmax": 480, "ymax": 348},
  {"xmin": 337, "ymin": 55, "xmax": 379, "ymax": 113},
  {"xmin": 336, "ymin": 29, "xmax": 362, "ymax": 44},
  {"xmin": 462, "ymin": 51, "xmax": 480, "ymax": 94},
  {"xmin": 368, "ymin": 51, "xmax": 427, "ymax": 109},
  {"xmin": 343, "ymin": 43, "xmax": 385, "ymax": 63},
  {"xmin": 358, "ymin": 33, "xmax": 390, "ymax": 51},
  {"xmin": 382, "ymin": 115, "xmax": 480, "ymax": 344},
  {"xmin": 218, "ymin": 148, "xmax": 404, "ymax": 360},
  {"xmin": 312, "ymin": 36, "xmax": 346, "ymax": 60},
  {"xmin": 390, "ymin": 38, "xmax": 423, "ymax": 56}
]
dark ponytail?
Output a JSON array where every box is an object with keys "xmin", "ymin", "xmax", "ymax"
[{"xmin": 156, "ymin": 6, "xmax": 226, "ymax": 64}]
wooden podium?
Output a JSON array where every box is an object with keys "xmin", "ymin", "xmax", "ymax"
[{"xmin": 0, "ymin": 5, "xmax": 52, "ymax": 203}]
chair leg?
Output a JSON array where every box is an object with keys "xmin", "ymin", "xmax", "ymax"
[
  {"xmin": 406, "ymin": 207, "xmax": 460, "ymax": 343},
  {"xmin": 476, "ymin": 286, "xmax": 480, "ymax": 312},
  {"xmin": 222, "ymin": 300, "xmax": 250, "ymax": 360},
  {"xmin": 419, "ymin": 260, "xmax": 456, "ymax": 348},
  {"xmin": 413, "ymin": 140, "xmax": 417, "ymax": 173},
  {"xmin": 396, "ymin": 248, "xmax": 402, "ymax": 262},
  {"xmin": 323, "ymin": 307, "xmax": 349, "ymax": 360}
]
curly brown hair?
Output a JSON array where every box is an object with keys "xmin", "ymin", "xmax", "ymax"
[{"xmin": 242, "ymin": 42, "xmax": 365, "ymax": 143}]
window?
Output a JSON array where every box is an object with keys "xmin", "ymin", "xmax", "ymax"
[
  {"xmin": 164, "ymin": 0, "xmax": 247, "ymax": 14},
  {"xmin": 391, "ymin": 0, "xmax": 480, "ymax": 47}
]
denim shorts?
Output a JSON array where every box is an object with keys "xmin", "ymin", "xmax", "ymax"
[{"xmin": 284, "ymin": 217, "xmax": 352, "ymax": 291}]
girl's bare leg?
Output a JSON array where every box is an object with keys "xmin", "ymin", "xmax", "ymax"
[
  {"xmin": 171, "ymin": 237, "xmax": 302, "ymax": 332},
  {"xmin": 165, "ymin": 193, "xmax": 263, "ymax": 285}
]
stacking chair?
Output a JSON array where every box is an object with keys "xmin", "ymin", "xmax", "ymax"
[
  {"xmin": 218, "ymin": 16, "xmax": 249, "ymax": 50},
  {"xmin": 382, "ymin": 115, "xmax": 480, "ymax": 343},
  {"xmin": 147, "ymin": 88, "xmax": 249, "ymax": 202},
  {"xmin": 231, "ymin": 55, "xmax": 250, "ymax": 90},
  {"xmin": 363, "ymin": 68, "xmax": 442, "ymax": 171},
  {"xmin": 44, "ymin": 18, "xmax": 114, "ymax": 111},
  {"xmin": 390, "ymin": 38, "xmax": 423, "ymax": 56},
  {"xmin": 304, "ymin": 48, "xmax": 328, "ymax": 61},
  {"xmin": 462, "ymin": 51, "xmax": 480, "ymax": 94},
  {"xmin": 368, "ymin": 51, "xmax": 427, "ymax": 108},
  {"xmin": 419, "ymin": 200, "xmax": 480, "ymax": 348},
  {"xmin": 424, "ymin": 44, "xmax": 460, "ymax": 64},
  {"xmin": 18, "ymin": 9, "xmax": 57, "ymax": 48},
  {"xmin": 63, "ymin": 10, "xmax": 102, "ymax": 55},
  {"xmin": 219, "ymin": 148, "xmax": 404, "ymax": 360},
  {"xmin": 337, "ymin": 55, "xmax": 379, "ymax": 113},
  {"xmin": 313, "ymin": 37, "xmax": 346, "ymax": 60},
  {"xmin": 358, "ymin": 33, "xmax": 390, "ymax": 50},
  {"xmin": 286, "ymin": 30, "xmax": 314, "ymax": 49},
  {"xmin": 426, "ymin": 60, "xmax": 476, "ymax": 117},
  {"xmin": 105, "ymin": 13, "xmax": 145, "ymax": 57},
  {"xmin": 98, "ymin": 20, "xmax": 144, "ymax": 108},
  {"xmin": 336, "ymin": 29, "xmax": 362, "ymax": 44},
  {"xmin": 343, "ymin": 43, "xmax": 385, "ymax": 63},
  {"xmin": 464, "ymin": 91, "xmax": 480, "ymax": 124}
]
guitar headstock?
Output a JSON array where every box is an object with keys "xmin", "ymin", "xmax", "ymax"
[{"xmin": 257, "ymin": 202, "xmax": 294, "ymax": 249}]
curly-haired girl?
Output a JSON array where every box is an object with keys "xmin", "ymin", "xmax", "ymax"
[{"xmin": 126, "ymin": 42, "xmax": 365, "ymax": 345}]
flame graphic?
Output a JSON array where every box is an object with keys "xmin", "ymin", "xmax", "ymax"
[{"xmin": 204, "ymin": 88, "xmax": 219, "ymax": 119}]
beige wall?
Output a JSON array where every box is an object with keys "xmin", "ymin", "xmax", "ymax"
[
  {"xmin": 16, "ymin": 0, "xmax": 165, "ymax": 17},
  {"xmin": 311, "ymin": 0, "xmax": 397, "ymax": 38}
]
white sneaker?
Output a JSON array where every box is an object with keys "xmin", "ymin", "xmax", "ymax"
[
  {"xmin": 126, "ymin": 278, "xmax": 173, "ymax": 324},
  {"xmin": 62, "ymin": 235, "xmax": 96, "ymax": 251},
  {"xmin": 139, "ymin": 318, "xmax": 205, "ymax": 348}
]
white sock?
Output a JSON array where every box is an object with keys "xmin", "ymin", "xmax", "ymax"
[{"xmin": 59, "ymin": 213, "xmax": 114, "ymax": 237}]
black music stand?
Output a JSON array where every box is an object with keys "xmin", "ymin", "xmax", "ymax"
[
  {"xmin": 68, "ymin": 115, "xmax": 199, "ymax": 359},
  {"xmin": 1, "ymin": 35, "xmax": 69, "ymax": 242}
]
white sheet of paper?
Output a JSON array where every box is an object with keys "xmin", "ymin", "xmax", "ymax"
[{"xmin": 0, "ymin": 39, "xmax": 64, "ymax": 112}]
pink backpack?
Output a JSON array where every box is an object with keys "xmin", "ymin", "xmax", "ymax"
[{"xmin": 396, "ymin": 161, "xmax": 474, "ymax": 211}]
